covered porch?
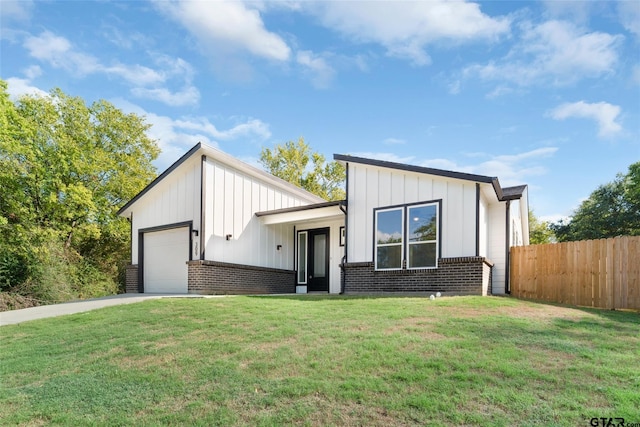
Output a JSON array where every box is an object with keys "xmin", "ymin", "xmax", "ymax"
[{"xmin": 256, "ymin": 201, "xmax": 346, "ymax": 294}]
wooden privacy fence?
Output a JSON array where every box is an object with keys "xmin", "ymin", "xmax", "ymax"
[{"xmin": 510, "ymin": 236, "xmax": 640, "ymax": 310}]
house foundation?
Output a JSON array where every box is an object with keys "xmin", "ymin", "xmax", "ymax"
[
  {"xmin": 187, "ymin": 260, "xmax": 295, "ymax": 295},
  {"xmin": 125, "ymin": 264, "xmax": 139, "ymax": 293},
  {"xmin": 341, "ymin": 257, "xmax": 493, "ymax": 295}
]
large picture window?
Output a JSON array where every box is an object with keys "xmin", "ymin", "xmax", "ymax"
[
  {"xmin": 375, "ymin": 208, "xmax": 404, "ymax": 270},
  {"xmin": 374, "ymin": 201, "xmax": 439, "ymax": 270}
]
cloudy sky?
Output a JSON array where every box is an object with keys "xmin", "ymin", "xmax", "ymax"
[{"xmin": 2, "ymin": 0, "xmax": 639, "ymax": 222}]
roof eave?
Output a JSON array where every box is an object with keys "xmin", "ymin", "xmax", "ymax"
[
  {"xmin": 117, "ymin": 142, "xmax": 326, "ymax": 217},
  {"xmin": 335, "ymin": 153, "xmax": 508, "ymax": 200}
]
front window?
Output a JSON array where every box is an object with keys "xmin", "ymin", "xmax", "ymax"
[
  {"xmin": 407, "ymin": 204, "xmax": 438, "ymax": 268},
  {"xmin": 375, "ymin": 208, "xmax": 403, "ymax": 270},
  {"xmin": 374, "ymin": 201, "xmax": 440, "ymax": 270}
]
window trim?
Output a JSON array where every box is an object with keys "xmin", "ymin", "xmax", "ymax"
[
  {"xmin": 373, "ymin": 200, "xmax": 442, "ymax": 271},
  {"xmin": 374, "ymin": 206, "xmax": 405, "ymax": 271}
]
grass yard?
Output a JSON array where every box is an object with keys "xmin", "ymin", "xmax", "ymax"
[{"xmin": 1, "ymin": 296, "xmax": 639, "ymax": 426}]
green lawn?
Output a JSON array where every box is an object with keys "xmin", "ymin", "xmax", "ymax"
[{"xmin": 1, "ymin": 296, "xmax": 638, "ymax": 426}]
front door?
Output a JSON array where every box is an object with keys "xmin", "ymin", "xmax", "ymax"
[{"xmin": 300, "ymin": 228, "xmax": 330, "ymax": 292}]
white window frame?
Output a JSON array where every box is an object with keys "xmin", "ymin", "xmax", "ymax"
[
  {"xmin": 406, "ymin": 202, "xmax": 439, "ymax": 270},
  {"xmin": 374, "ymin": 207, "xmax": 404, "ymax": 271}
]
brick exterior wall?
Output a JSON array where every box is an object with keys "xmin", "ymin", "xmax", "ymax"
[
  {"xmin": 341, "ymin": 257, "xmax": 493, "ymax": 295},
  {"xmin": 125, "ymin": 264, "xmax": 139, "ymax": 293},
  {"xmin": 187, "ymin": 260, "xmax": 295, "ymax": 295}
]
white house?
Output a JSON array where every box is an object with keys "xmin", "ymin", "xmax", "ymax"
[{"xmin": 118, "ymin": 142, "xmax": 528, "ymax": 296}]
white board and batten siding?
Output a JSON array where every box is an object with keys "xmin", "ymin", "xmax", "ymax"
[
  {"xmin": 485, "ymin": 194, "xmax": 529, "ymax": 295},
  {"xmin": 347, "ymin": 163, "xmax": 478, "ymax": 263},
  {"xmin": 487, "ymin": 201, "xmax": 507, "ymax": 294},
  {"xmin": 130, "ymin": 155, "xmax": 201, "ymax": 264},
  {"xmin": 202, "ymin": 157, "xmax": 316, "ymax": 270}
]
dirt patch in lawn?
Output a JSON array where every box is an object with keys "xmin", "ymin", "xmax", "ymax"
[{"xmin": 443, "ymin": 302, "xmax": 598, "ymax": 322}]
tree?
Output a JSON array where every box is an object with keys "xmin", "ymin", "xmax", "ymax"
[
  {"xmin": 551, "ymin": 162, "xmax": 640, "ymax": 242},
  {"xmin": 528, "ymin": 209, "xmax": 554, "ymax": 244},
  {"xmin": 0, "ymin": 80, "xmax": 159, "ymax": 302},
  {"xmin": 260, "ymin": 137, "xmax": 345, "ymax": 201}
]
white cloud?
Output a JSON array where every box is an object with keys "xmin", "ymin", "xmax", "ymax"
[
  {"xmin": 335, "ymin": 147, "xmax": 557, "ymax": 188},
  {"xmin": 349, "ymin": 152, "xmax": 416, "ymax": 164},
  {"xmin": 549, "ymin": 101, "xmax": 623, "ymax": 138},
  {"xmin": 632, "ymin": 65, "xmax": 640, "ymax": 86},
  {"xmin": 104, "ymin": 64, "xmax": 165, "ymax": 87},
  {"xmin": 1, "ymin": 0, "xmax": 34, "ymax": 23},
  {"xmin": 131, "ymin": 86, "xmax": 201, "ymax": 107},
  {"xmin": 24, "ymin": 31, "xmax": 101, "ymax": 75},
  {"xmin": 420, "ymin": 147, "xmax": 559, "ymax": 186},
  {"xmin": 463, "ymin": 20, "xmax": 623, "ymax": 89},
  {"xmin": 296, "ymin": 50, "xmax": 335, "ymax": 89},
  {"xmin": 5, "ymin": 77, "xmax": 48, "ymax": 99},
  {"xmin": 306, "ymin": 1, "xmax": 511, "ymax": 65},
  {"xmin": 173, "ymin": 117, "xmax": 271, "ymax": 141},
  {"xmin": 618, "ymin": 0, "xmax": 640, "ymax": 37},
  {"xmin": 23, "ymin": 65, "xmax": 42, "ymax": 79},
  {"xmin": 383, "ymin": 138, "xmax": 406, "ymax": 145},
  {"xmin": 542, "ymin": 0, "xmax": 593, "ymax": 24},
  {"xmin": 448, "ymin": 79, "xmax": 461, "ymax": 95},
  {"xmin": 112, "ymin": 99, "xmax": 271, "ymax": 170},
  {"xmin": 22, "ymin": 31, "xmax": 199, "ymax": 106},
  {"xmin": 154, "ymin": 1, "xmax": 290, "ymax": 62}
]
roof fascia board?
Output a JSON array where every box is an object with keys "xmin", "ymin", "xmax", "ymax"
[
  {"xmin": 334, "ymin": 153, "xmax": 507, "ymax": 199},
  {"xmin": 334, "ymin": 153, "xmax": 496, "ymax": 184},
  {"xmin": 491, "ymin": 178, "xmax": 504, "ymax": 201},
  {"xmin": 255, "ymin": 200, "xmax": 343, "ymax": 217}
]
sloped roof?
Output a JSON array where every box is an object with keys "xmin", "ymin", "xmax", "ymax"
[
  {"xmin": 117, "ymin": 142, "xmax": 324, "ymax": 217},
  {"xmin": 501, "ymin": 185, "xmax": 528, "ymax": 200},
  {"xmin": 334, "ymin": 153, "xmax": 526, "ymax": 202}
]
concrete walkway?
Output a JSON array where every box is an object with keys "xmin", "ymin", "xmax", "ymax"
[{"xmin": 0, "ymin": 294, "xmax": 222, "ymax": 326}]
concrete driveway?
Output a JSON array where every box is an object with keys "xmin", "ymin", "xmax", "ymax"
[{"xmin": 0, "ymin": 294, "xmax": 221, "ymax": 326}]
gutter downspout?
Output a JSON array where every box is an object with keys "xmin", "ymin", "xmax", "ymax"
[
  {"xmin": 339, "ymin": 163, "xmax": 349, "ymax": 294},
  {"xmin": 505, "ymin": 200, "xmax": 511, "ymax": 294},
  {"xmin": 475, "ymin": 183, "xmax": 480, "ymax": 257}
]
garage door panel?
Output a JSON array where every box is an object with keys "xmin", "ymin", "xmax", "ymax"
[{"xmin": 143, "ymin": 227, "xmax": 189, "ymax": 293}]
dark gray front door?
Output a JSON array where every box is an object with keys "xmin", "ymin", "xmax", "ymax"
[{"xmin": 307, "ymin": 228, "xmax": 329, "ymax": 292}]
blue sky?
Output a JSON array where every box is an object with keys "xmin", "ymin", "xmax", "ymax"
[{"xmin": 2, "ymin": 0, "xmax": 639, "ymax": 222}]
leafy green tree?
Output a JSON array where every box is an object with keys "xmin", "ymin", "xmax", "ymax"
[
  {"xmin": 0, "ymin": 80, "xmax": 159, "ymax": 302},
  {"xmin": 260, "ymin": 137, "xmax": 345, "ymax": 201},
  {"xmin": 551, "ymin": 162, "xmax": 640, "ymax": 242},
  {"xmin": 528, "ymin": 209, "xmax": 554, "ymax": 244}
]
